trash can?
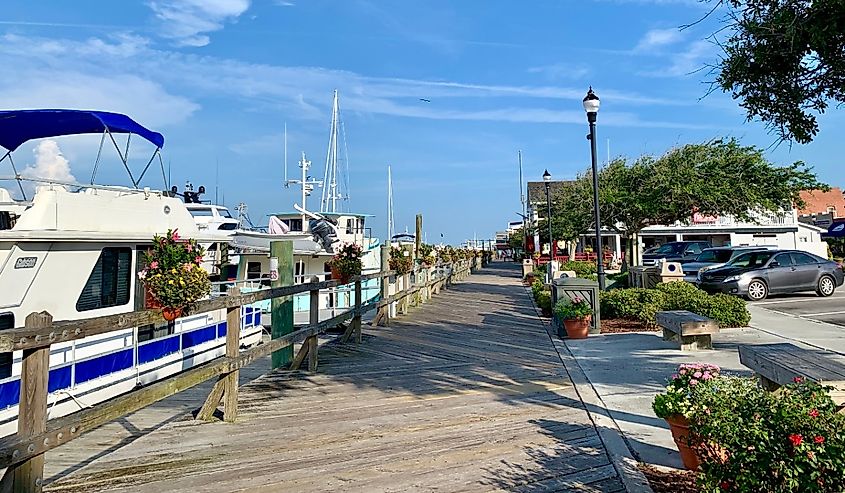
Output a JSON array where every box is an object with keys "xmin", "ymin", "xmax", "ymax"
[
  {"xmin": 551, "ymin": 277, "xmax": 601, "ymax": 337},
  {"xmin": 522, "ymin": 259, "xmax": 534, "ymax": 277}
]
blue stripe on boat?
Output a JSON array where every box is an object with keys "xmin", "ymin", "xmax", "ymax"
[
  {"xmin": 75, "ymin": 348, "xmax": 133, "ymax": 385},
  {"xmin": 138, "ymin": 336, "xmax": 181, "ymax": 365},
  {"xmin": 0, "ymin": 380, "xmax": 20, "ymax": 408},
  {"xmin": 217, "ymin": 321, "xmax": 227, "ymax": 338},
  {"xmin": 49, "ymin": 365, "xmax": 72, "ymax": 393},
  {"xmin": 182, "ymin": 326, "xmax": 217, "ymax": 349}
]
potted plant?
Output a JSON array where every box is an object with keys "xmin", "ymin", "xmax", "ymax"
[
  {"xmin": 329, "ymin": 242, "xmax": 363, "ymax": 284},
  {"xmin": 652, "ymin": 363, "xmax": 721, "ymax": 470},
  {"xmin": 553, "ymin": 297, "xmax": 593, "ymax": 339},
  {"xmin": 418, "ymin": 243, "xmax": 436, "ymax": 267},
  {"xmin": 139, "ymin": 229, "xmax": 211, "ymax": 321},
  {"xmin": 389, "ymin": 246, "xmax": 413, "ymax": 275}
]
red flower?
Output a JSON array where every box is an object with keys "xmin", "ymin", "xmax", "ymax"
[
  {"xmin": 720, "ymin": 481, "xmax": 730, "ymax": 490},
  {"xmin": 793, "ymin": 376, "xmax": 804, "ymax": 383},
  {"xmin": 814, "ymin": 436, "xmax": 825, "ymax": 444},
  {"xmin": 809, "ymin": 409, "xmax": 819, "ymax": 418},
  {"xmin": 789, "ymin": 434, "xmax": 803, "ymax": 447}
]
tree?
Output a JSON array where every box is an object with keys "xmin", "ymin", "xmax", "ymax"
[
  {"xmin": 537, "ymin": 176, "xmax": 594, "ymax": 245},
  {"xmin": 598, "ymin": 138, "xmax": 826, "ymax": 262},
  {"xmin": 508, "ymin": 226, "xmax": 527, "ymax": 251},
  {"xmin": 712, "ymin": 0, "xmax": 845, "ymax": 143}
]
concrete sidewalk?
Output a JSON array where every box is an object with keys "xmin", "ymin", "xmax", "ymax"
[{"xmin": 564, "ymin": 304, "xmax": 845, "ymax": 469}]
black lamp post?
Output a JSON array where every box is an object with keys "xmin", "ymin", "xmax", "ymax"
[
  {"xmin": 542, "ymin": 169, "xmax": 553, "ymax": 281},
  {"xmin": 583, "ymin": 87, "xmax": 605, "ymax": 290}
]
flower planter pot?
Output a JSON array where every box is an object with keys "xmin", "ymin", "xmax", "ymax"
[
  {"xmin": 162, "ymin": 306, "xmax": 183, "ymax": 322},
  {"xmin": 144, "ymin": 285, "xmax": 162, "ymax": 309},
  {"xmin": 563, "ymin": 316, "xmax": 591, "ymax": 339},
  {"xmin": 665, "ymin": 414, "xmax": 700, "ymax": 471},
  {"xmin": 331, "ymin": 265, "xmax": 351, "ymax": 285}
]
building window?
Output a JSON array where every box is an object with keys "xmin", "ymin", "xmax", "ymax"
[
  {"xmin": 76, "ymin": 248, "xmax": 132, "ymax": 312},
  {"xmin": 828, "ymin": 206, "xmax": 837, "ymax": 217},
  {"xmin": 0, "ymin": 313, "xmax": 13, "ymax": 379}
]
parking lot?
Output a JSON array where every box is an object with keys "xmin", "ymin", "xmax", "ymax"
[{"xmin": 750, "ymin": 290, "xmax": 845, "ymax": 327}]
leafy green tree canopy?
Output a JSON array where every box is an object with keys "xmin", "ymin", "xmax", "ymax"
[{"xmin": 714, "ymin": 0, "xmax": 845, "ymax": 143}]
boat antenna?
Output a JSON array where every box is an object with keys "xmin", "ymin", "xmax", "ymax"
[
  {"xmin": 215, "ymin": 157, "xmax": 219, "ymax": 205},
  {"xmin": 387, "ymin": 165, "xmax": 395, "ymax": 242}
]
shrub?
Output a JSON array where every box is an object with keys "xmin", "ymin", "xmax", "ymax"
[
  {"xmin": 141, "ymin": 229, "xmax": 211, "ymax": 308},
  {"xmin": 699, "ymin": 293, "xmax": 751, "ymax": 328},
  {"xmin": 554, "ymin": 297, "xmax": 593, "ymax": 320},
  {"xmin": 560, "ymin": 260, "xmax": 596, "ymax": 277},
  {"xmin": 689, "ymin": 377, "xmax": 845, "ymax": 492},
  {"xmin": 389, "ymin": 246, "xmax": 413, "ymax": 275},
  {"xmin": 652, "ymin": 363, "xmax": 721, "ymax": 419},
  {"xmin": 656, "ymin": 282, "xmax": 709, "ymax": 313},
  {"xmin": 531, "ymin": 279, "xmax": 545, "ymax": 301},
  {"xmin": 606, "ymin": 271, "xmax": 629, "ymax": 289},
  {"xmin": 536, "ymin": 290, "xmax": 552, "ymax": 315},
  {"xmin": 600, "ymin": 288, "xmax": 666, "ymax": 327}
]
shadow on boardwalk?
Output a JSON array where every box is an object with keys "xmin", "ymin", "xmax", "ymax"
[{"xmin": 45, "ymin": 263, "xmax": 628, "ymax": 493}]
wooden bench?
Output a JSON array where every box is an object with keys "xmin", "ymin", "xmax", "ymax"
[
  {"xmin": 739, "ymin": 343, "xmax": 845, "ymax": 407},
  {"xmin": 656, "ymin": 310, "xmax": 719, "ymax": 351}
]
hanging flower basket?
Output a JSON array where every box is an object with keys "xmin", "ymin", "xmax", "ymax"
[
  {"xmin": 139, "ymin": 229, "xmax": 211, "ymax": 321},
  {"xmin": 329, "ymin": 242, "xmax": 363, "ymax": 285}
]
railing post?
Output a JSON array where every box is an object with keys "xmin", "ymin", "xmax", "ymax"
[
  {"xmin": 308, "ymin": 286, "xmax": 319, "ymax": 372},
  {"xmin": 11, "ymin": 312, "xmax": 52, "ymax": 493},
  {"xmin": 353, "ymin": 279, "xmax": 362, "ymax": 343},
  {"xmin": 270, "ymin": 240, "xmax": 294, "ymax": 369},
  {"xmin": 373, "ymin": 243, "xmax": 390, "ymax": 327},
  {"xmin": 402, "ymin": 273, "xmax": 411, "ymax": 314},
  {"xmin": 223, "ymin": 287, "xmax": 240, "ymax": 422}
]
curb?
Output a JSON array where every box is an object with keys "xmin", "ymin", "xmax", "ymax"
[{"xmin": 521, "ymin": 283, "xmax": 654, "ymax": 493}]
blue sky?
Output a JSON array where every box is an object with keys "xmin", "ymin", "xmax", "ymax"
[{"xmin": 0, "ymin": 0, "xmax": 842, "ymax": 244}]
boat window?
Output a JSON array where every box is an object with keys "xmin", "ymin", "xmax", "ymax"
[
  {"xmin": 246, "ymin": 262, "xmax": 262, "ymax": 280},
  {"xmin": 0, "ymin": 211, "xmax": 12, "ymax": 230},
  {"xmin": 188, "ymin": 208, "xmax": 214, "ymax": 217},
  {"xmin": 76, "ymin": 248, "xmax": 132, "ymax": 312},
  {"xmin": 295, "ymin": 260, "xmax": 306, "ymax": 283},
  {"xmin": 282, "ymin": 219, "xmax": 303, "ymax": 232},
  {"xmin": 138, "ymin": 323, "xmax": 175, "ymax": 343},
  {"xmin": 218, "ymin": 223, "xmax": 237, "ymax": 231},
  {"xmin": 218, "ymin": 208, "xmax": 233, "ymax": 218},
  {"xmin": 0, "ymin": 313, "xmax": 13, "ymax": 378}
]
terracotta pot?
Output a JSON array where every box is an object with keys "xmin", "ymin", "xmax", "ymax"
[
  {"xmin": 331, "ymin": 265, "xmax": 351, "ymax": 285},
  {"xmin": 666, "ymin": 415, "xmax": 700, "ymax": 470},
  {"xmin": 144, "ymin": 285, "xmax": 162, "ymax": 309},
  {"xmin": 162, "ymin": 306, "xmax": 183, "ymax": 322},
  {"xmin": 563, "ymin": 316, "xmax": 591, "ymax": 339}
]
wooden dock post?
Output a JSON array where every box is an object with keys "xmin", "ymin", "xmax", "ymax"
[
  {"xmin": 291, "ymin": 283, "xmax": 320, "ymax": 371},
  {"xmin": 9, "ymin": 312, "xmax": 52, "ymax": 493},
  {"xmin": 353, "ymin": 279, "xmax": 362, "ymax": 343},
  {"xmin": 373, "ymin": 243, "xmax": 390, "ymax": 326},
  {"xmin": 270, "ymin": 240, "xmax": 294, "ymax": 369},
  {"xmin": 415, "ymin": 214, "xmax": 422, "ymax": 258}
]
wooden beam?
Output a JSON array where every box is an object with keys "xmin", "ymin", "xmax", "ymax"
[
  {"xmin": 307, "ymin": 336, "xmax": 318, "ymax": 373},
  {"xmin": 223, "ymin": 287, "xmax": 241, "ymax": 423},
  {"xmin": 289, "ymin": 339, "xmax": 310, "ymax": 371},
  {"xmin": 197, "ymin": 377, "xmax": 226, "ymax": 421},
  {"xmin": 11, "ymin": 312, "xmax": 52, "ymax": 493}
]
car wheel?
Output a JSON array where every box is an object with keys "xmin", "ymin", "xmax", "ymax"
[
  {"xmin": 746, "ymin": 279, "xmax": 768, "ymax": 301},
  {"xmin": 816, "ymin": 275, "xmax": 836, "ymax": 297}
]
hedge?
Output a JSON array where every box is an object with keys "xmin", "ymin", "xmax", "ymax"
[
  {"xmin": 600, "ymin": 282, "xmax": 750, "ymax": 328},
  {"xmin": 531, "ymin": 279, "xmax": 552, "ymax": 315}
]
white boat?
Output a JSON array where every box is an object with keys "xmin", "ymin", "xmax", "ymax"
[{"xmin": 0, "ymin": 109, "xmax": 262, "ymax": 437}]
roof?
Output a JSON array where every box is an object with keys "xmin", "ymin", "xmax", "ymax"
[
  {"xmin": 272, "ymin": 211, "xmax": 375, "ymax": 218},
  {"xmin": 798, "ymin": 188, "xmax": 845, "ymax": 216},
  {"xmin": 0, "ymin": 109, "xmax": 164, "ymax": 151},
  {"xmin": 526, "ymin": 180, "xmax": 578, "ymax": 204}
]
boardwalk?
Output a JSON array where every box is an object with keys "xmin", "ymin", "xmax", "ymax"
[{"xmin": 44, "ymin": 263, "xmax": 627, "ymax": 492}]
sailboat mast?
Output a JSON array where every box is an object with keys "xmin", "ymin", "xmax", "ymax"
[
  {"xmin": 301, "ymin": 152, "xmax": 308, "ymax": 225},
  {"xmin": 387, "ymin": 165, "xmax": 394, "ymax": 242}
]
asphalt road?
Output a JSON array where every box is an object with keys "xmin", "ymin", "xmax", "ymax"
[{"xmin": 749, "ymin": 289, "xmax": 845, "ymax": 327}]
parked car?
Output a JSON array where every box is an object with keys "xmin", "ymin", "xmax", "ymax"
[
  {"xmin": 697, "ymin": 249, "xmax": 845, "ymax": 301},
  {"xmin": 641, "ymin": 241, "xmax": 711, "ymax": 266},
  {"xmin": 683, "ymin": 246, "xmax": 771, "ymax": 283}
]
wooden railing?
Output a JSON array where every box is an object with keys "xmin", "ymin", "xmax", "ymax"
[{"xmin": 0, "ymin": 259, "xmax": 474, "ymax": 492}]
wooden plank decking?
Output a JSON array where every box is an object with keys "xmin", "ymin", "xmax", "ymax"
[{"xmin": 43, "ymin": 263, "xmax": 625, "ymax": 493}]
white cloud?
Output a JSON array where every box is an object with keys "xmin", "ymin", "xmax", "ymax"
[
  {"xmin": 642, "ymin": 40, "xmax": 714, "ymax": 77},
  {"xmin": 147, "ymin": 0, "xmax": 251, "ymax": 46},
  {"xmin": 22, "ymin": 140, "xmax": 77, "ymax": 183},
  {"xmin": 635, "ymin": 28, "xmax": 684, "ymax": 51}
]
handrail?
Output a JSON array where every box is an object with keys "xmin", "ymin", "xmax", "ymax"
[{"xmin": 0, "ymin": 259, "xmax": 475, "ymax": 485}]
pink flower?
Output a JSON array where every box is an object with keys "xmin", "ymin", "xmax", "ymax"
[
  {"xmin": 809, "ymin": 409, "xmax": 819, "ymax": 418},
  {"xmin": 679, "ymin": 369, "xmax": 687, "ymax": 375},
  {"xmin": 186, "ymin": 243, "xmax": 193, "ymax": 252},
  {"xmin": 172, "ymin": 230, "xmax": 181, "ymax": 242},
  {"xmin": 793, "ymin": 376, "xmax": 804, "ymax": 383},
  {"xmin": 689, "ymin": 379, "xmax": 698, "ymax": 386},
  {"xmin": 789, "ymin": 434, "xmax": 803, "ymax": 447},
  {"xmin": 671, "ymin": 374, "xmax": 679, "ymax": 379},
  {"xmin": 195, "ymin": 255, "xmax": 203, "ymax": 264},
  {"xmin": 150, "ymin": 261, "xmax": 159, "ymax": 269},
  {"xmin": 701, "ymin": 372, "xmax": 713, "ymax": 380},
  {"xmin": 814, "ymin": 436, "xmax": 825, "ymax": 444},
  {"xmin": 693, "ymin": 371, "xmax": 702, "ymax": 378},
  {"xmin": 137, "ymin": 269, "xmax": 147, "ymax": 280}
]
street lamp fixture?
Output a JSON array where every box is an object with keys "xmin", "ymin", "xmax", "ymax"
[
  {"xmin": 542, "ymin": 169, "xmax": 553, "ymax": 282},
  {"xmin": 583, "ymin": 87, "xmax": 605, "ymax": 290}
]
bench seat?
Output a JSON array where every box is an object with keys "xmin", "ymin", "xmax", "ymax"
[{"xmin": 656, "ymin": 310, "xmax": 719, "ymax": 351}]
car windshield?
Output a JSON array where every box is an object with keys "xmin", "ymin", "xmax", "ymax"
[
  {"xmin": 651, "ymin": 243, "xmax": 684, "ymax": 254},
  {"xmin": 696, "ymin": 249, "xmax": 733, "ymax": 263},
  {"xmin": 728, "ymin": 251, "xmax": 775, "ymax": 268}
]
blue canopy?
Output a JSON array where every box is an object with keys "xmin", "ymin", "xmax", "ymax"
[
  {"xmin": 826, "ymin": 221, "xmax": 845, "ymax": 238},
  {"xmin": 0, "ymin": 109, "xmax": 164, "ymax": 151}
]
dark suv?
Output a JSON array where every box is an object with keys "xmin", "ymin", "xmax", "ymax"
[{"xmin": 641, "ymin": 241, "xmax": 711, "ymax": 266}]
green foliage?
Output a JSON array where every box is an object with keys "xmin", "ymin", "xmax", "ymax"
[
  {"xmin": 712, "ymin": 0, "xmax": 845, "ymax": 143},
  {"xmin": 554, "ymin": 297, "xmax": 593, "ymax": 320},
  {"xmin": 508, "ymin": 227, "xmax": 527, "ymax": 250},
  {"xmin": 559, "ymin": 260, "xmax": 597, "ymax": 277},
  {"xmin": 536, "ymin": 290, "xmax": 552, "ymax": 315},
  {"xmin": 417, "ymin": 243, "xmax": 436, "ymax": 266},
  {"xmin": 606, "ymin": 271, "xmax": 629, "ymax": 289},
  {"xmin": 600, "ymin": 282, "xmax": 750, "ymax": 328},
  {"xmin": 389, "ymin": 246, "xmax": 413, "ymax": 275},
  {"xmin": 689, "ymin": 376, "xmax": 845, "ymax": 492},
  {"xmin": 652, "ymin": 363, "xmax": 721, "ymax": 419},
  {"xmin": 140, "ymin": 229, "xmax": 211, "ymax": 308},
  {"xmin": 329, "ymin": 242, "xmax": 363, "ymax": 279}
]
